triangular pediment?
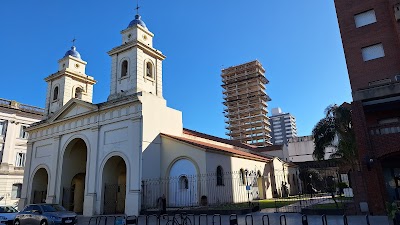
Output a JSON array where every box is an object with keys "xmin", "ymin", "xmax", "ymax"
[{"xmin": 48, "ymin": 99, "xmax": 98, "ymax": 123}]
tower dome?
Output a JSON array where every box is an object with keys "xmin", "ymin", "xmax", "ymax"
[
  {"xmin": 128, "ymin": 14, "xmax": 146, "ymax": 28},
  {"xmin": 64, "ymin": 46, "xmax": 81, "ymax": 59}
]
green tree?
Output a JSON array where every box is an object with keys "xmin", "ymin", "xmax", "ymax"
[{"xmin": 312, "ymin": 104, "xmax": 358, "ymax": 168}]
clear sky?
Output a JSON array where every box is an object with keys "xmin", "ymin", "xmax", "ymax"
[{"xmin": 0, "ymin": 0, "xmax": 352, "ymax": 138}]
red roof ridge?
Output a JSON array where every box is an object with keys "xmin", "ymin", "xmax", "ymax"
[{"xmin": 161, "ymin": 133, "xmax": 271, "ymax": 162}]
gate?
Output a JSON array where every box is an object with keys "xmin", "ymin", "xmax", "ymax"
[
  {"xmin": 62, "ymin": 187, "xmax": 74, "ymax": 211},
  {"xmin": 104, "ymin": 184, "xmax": 126, "ymax": 214},
  {"xmin": 33, "ymin": 190, "xmax": 47, "ymax": 204}
]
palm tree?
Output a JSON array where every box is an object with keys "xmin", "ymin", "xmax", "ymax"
[{"xmin": 312, "ymin": 103, "xmax": 358, "ymax": 167}]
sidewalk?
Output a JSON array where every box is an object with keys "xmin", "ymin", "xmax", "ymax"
[{"xmin": 77, "ymin": 212, "xmax": 390, "ymax": 225}]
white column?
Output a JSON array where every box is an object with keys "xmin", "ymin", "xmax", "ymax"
[
  {"xmin": 2, "ymin": 120, "xmax": 17, "ymax": 165},
  {"xmin": 18, "ymin": 141, "xmax": 34, "ymax": 209},
  {"xmin": 83, "ymin": 126, "xmax": 100, "ymax": 216},
  {"xmin": 46, "ymin": 136, "xmax": 60, "ymax": 204}
]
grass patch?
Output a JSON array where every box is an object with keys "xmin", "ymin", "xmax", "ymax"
[{"xmin": 259, "ymin": 199, "xmax": 297, "ymax": 209}]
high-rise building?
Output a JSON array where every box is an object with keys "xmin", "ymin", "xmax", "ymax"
[
  {"xmin": 334, "ymin": 0, "xmax": 400, "ymax": 214},
  {"xmin": 222, "ymin": 60, "xmax": 272, "ymax": 146},
  {"xmin": 270, "ymin": 107, "xmax": 297, "ymax": 145}
]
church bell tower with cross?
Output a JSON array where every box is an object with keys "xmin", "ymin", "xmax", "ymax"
[
  {"xmin": 44, "ymin": 40, "xmax": 96, "ymax": 117},
  {"xmin": 107, "ymin": 6, "xmax": 166, "ymax": 101}
]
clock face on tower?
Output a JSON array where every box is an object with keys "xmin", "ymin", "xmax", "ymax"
[{"xmin": 143, "ymin": 35, "xmax": 147, "ymax": 40}]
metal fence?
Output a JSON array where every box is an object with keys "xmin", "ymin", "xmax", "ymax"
[
  {"xmin": 87, "ymin": 214, "xmax": 377, "ymax": 225},
  {"xmin": 141, "ymin": 171, "xmax": 261, "ymax": 210}
]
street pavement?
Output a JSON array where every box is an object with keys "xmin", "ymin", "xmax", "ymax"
[{"xmin": 77, "ymin": 212, "xmax": 390, "ymax": 225}]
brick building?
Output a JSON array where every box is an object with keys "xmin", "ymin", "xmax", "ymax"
[{"xmin": 334, "ymin": 0, "xmax": 400, "ymax": 214}]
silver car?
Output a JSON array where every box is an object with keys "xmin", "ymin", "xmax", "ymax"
[
  {"xmin": 0, "ymin": 206, "xmax": 19, "ymax": 225},
  {"xmin": 14, "ymin": 204, "xmax": 77, "ymax": 225}
]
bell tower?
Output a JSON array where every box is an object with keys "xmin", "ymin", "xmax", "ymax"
[
  {"xmin": 107, "ymin": 11, "xmax": 166, "ymax": 101},
  {"xmin": 44, "ymin": 45, "xmax": 96, "ymax": 117}
]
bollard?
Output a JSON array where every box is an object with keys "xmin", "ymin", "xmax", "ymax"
[
  {"xmin": 343, "ymin": 215, "xmax": 349, "ymax": 225},
  {"xmin": 229, "ymin": 214, "xmax": 238, "ymax": 225},
  {"xmin": 262, "ymin": 215, "xmax": 270, "ymax": 225},
  {"xmin": 279, "ymin": 214, "xmax": 287, "ymax": 225},
  {"xmin": 301, "ymin": 215, "xmax": 308, "ymax": 225},
  {"xmin": 212, "ymin": 214, "xmax": 222, "ymax": 225},
  {"xmin": 321, "ymin": 214, "xmax": 327, "ymax": 225},
  {"xmin": 245, "ymin": 214, "xmax": 253, "ymax": 225}
]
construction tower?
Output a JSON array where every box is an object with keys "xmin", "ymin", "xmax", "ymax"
[{"xmin": 222, "ymin": 60, "xmax": 272, "ymax": 146}]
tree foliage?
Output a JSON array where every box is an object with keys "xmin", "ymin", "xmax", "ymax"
[{"xmin": 312, "ymin": 104, "xmax": 358, "ymax": 167}]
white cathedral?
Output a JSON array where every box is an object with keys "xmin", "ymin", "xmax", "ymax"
[{"xmin": 19, "ymin": 12, "xmax": 299, "ymax": 216}]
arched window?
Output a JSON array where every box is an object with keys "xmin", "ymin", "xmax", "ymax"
[
  {"xmin": 121, "ymin": 60, "xmax": 128, "ymax": 77},
  {"xmin": 53, "ymin": 86, "xmax": 59, "ymax": 101},
  {"xmin": 146, "ymin": 62, "xmax": 153, "ymax": 78},
  {"xmin": 179, "ymin": 176, "xmax": 189, "ymax": 189},
  {"xmin": 239, "ymin": 169, "xmax": 246, "ymax": 185},
  {"xmin": 11, "ymin": 183, "xmax": 22, "ymax": 199},
  {"xmin": 74, "ymin": 87, "xmax": 83, "ymax": 99},
  {"xmin": 216, "ymin": 166, "xmax": 224, "ymax": 186}
]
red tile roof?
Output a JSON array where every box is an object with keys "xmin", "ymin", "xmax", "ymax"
[{"xmin": 161, "ymin": 133, "xmax": 271, "ymax": 162}]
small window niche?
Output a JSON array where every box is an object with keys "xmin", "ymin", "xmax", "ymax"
[
  {"xmin": 53, "ymin": 86, "xmax": 59, "ymax": 101},
  {"xmin": 121, "ymin": 60, "xmax": 128, "ymax": 78},
  {"xmin": 146, "ymin": 61, "xmax": 154, "ymax": 79},
  {"xmin": 74, "ymin": 87, "xmax": 84, "ymax": 99}
]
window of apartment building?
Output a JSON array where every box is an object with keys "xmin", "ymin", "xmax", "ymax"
[
  {"xmin": 0, "ymin": 121, "xmax": 6, "ymax": 135},
  {"xmin": 11, "ymin": 183, "xmax": 22, "ymax": 199},
  {"xmin": 15, "ymin": 152, "xmax": 26, "ymax": 167},
  {"xmin": 20, "ymin": 125, "xmax": 29, "ymax": 139},
  {"xmin": 362, "ymin": 43, "xmax": 385, "ymax": 61},
  {"xmin": 354, "ymin": 10, "xmax": 377, "ymax": 28}
]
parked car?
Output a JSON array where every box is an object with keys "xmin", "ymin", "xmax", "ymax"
[
  {"xmin": 14, "ymin": 204, "xmax": 77, "ymax": 225},
  {"xmin": 0, "ymin": 205, "xmax": 19, "ymax": 225}
]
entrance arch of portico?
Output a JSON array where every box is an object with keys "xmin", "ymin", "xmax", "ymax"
[
  {"xmin": 60, "ymin": 138, "xmax": 88, "ymax": 214},
  {"xmin": 31, "ymin": 166, "xmax": 49, "ymax": 204},
  {"xmin": 101, "ymin": 155, "xmax": 127, "ymax": 214}
]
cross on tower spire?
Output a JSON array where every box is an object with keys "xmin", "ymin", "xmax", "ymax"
[
  {"xmin": 135, "ymin": 4, "xmax": 140, "ymax": 15},
  {"xmin": 71, "ymin": 37, "xmax": 76, "ymax": 46}
]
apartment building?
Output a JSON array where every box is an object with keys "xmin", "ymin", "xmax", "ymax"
[
  {"xmin": 269, "ymin": 107, "xmax": 297, "ymax": 145},
  {"xmin": 334, "ymin": 0, "xmax": 400, "ymax": 214},
  {"xmin": 0, "ymin": 99, "xmax": 43, "ymax": 206}
]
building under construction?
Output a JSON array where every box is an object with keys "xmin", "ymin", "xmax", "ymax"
[{"xmin": 222, "ymin": 60, "xmax": 272, "ymax": 146}]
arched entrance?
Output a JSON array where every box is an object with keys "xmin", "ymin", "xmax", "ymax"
[
  {"xmin": 168, "ymin": 159, "xmax": 198, "ymax": 207},
  {"xmin": 31, "ymin": 168, "xmax": 48, "ymax": 203},
  {"xmin": 102, "ymin": 156, "xmax": 126, "ymax": 214},
  {"xmin": 60, "ymin": 139, "xmax": 88, "ymax": 214}
]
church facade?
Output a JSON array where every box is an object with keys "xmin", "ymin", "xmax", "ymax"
[{"xmin": 19, "ymin": 13, "xmax": 299, "ymax": 216}]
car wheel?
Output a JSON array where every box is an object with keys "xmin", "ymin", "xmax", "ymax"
[
  {"xmin": 40, "ymin": 220, "xmax": 48, "ymax": 225},
  {"xmin": 14, "ymin": 220, "xmax": 20, "ymax": 225}
]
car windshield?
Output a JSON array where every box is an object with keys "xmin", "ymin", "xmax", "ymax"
[
  {"xmin": 0, "ymin": 206, "xmax": 18, "ymax": 213},
  {"xmin": 41, "ymin": 204, "xmax": 66, "ymax": 212}
]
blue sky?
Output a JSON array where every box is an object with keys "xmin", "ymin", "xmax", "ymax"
[{"xmin": 0, "ymin": 1, "xmax": 351, "ymax": 138}]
